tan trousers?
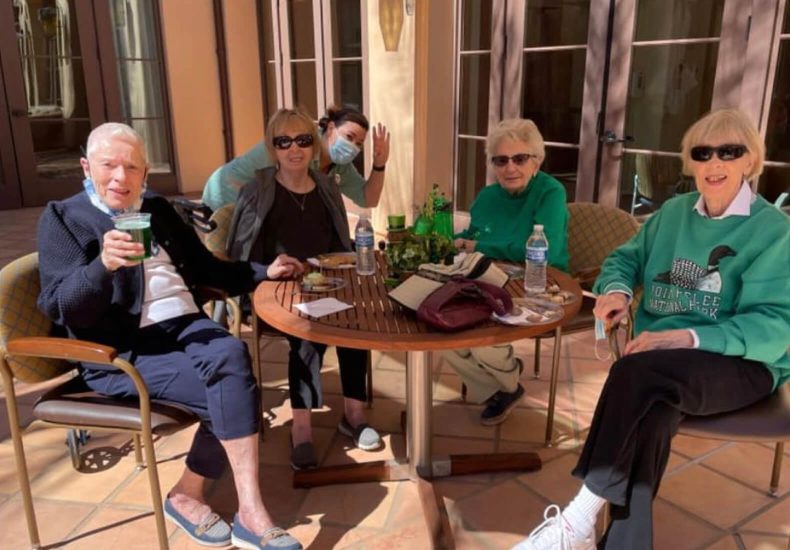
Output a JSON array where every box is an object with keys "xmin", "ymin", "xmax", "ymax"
[{"xmin": 442, "ymin": 344, "xmax": 520, "ymax": 404}]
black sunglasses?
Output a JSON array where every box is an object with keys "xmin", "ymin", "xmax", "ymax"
[
  {"xmin": 490, "ymin": 153, "xmax": 537, "ymax": 167},
  {"xmin": 690, "ymin": 144, "xmax": 748, "ymax": 162},
  {"xmin": 272, "ymin": 134, "xmax": 314, "ymax": 150}
]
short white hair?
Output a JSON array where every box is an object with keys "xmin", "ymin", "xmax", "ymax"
[{"xmin": 85, "ymin": 122, "xmax": 148, "ymax": 164}]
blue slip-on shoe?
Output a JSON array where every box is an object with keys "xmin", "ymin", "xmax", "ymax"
[
  {"xmin": 163, "ymin": 497, "xmax": 232, "ymax": 547},
  {"xmin": 231, "ymin": 514, "xmax": 303, "ymax": 550}
]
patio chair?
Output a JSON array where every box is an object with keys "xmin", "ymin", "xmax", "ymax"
[
  {"xmin": 0, "ymin": 253, "xmax": 239, "ymax": 550},
  {"xmin": 537, "ymin": 202, "xmax": 641, "ymax": 446}
]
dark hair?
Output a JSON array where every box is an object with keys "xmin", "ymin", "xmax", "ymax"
[{"xmin": 318, "ymin": 106, "xmax": 369, "ymax": 133}]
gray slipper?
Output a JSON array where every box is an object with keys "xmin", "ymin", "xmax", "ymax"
[{"xmin": 338, "ymin": 416, "xmax": 382, "ymax": 451}]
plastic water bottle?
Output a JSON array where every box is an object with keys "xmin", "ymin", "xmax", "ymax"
[
  {"xmin": 355, "ymin": 216, "xmax": 376, "ymax": 275},
  {"xmin": 525, "ymin": 224, "xmax": 548, "ymax": 295}
]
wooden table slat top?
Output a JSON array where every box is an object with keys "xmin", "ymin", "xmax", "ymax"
[{"xmin": 254, "ymin": 254, "xmax": 582, "ymax": 352}]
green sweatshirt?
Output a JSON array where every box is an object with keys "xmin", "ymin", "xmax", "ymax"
[
  {"xmin": 456, "ymin": 171, "xmax": 569, "ymax": 271},
  {"xmin": 594, "ymin": 193, "xmax": 790, "ymax": 388}
]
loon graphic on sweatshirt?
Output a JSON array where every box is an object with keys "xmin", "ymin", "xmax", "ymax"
[{"xmin": 653, "ymin": 245, "xmax": 736, "ymax": 294}]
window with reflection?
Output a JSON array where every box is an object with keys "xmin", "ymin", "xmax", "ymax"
[
  {"xmin": 456, "ymin": 0, "xmax": 492, "ymax": 211},
  {"xmin": 109, "ymin": 0, "xmax": 172, "ymax": 172}
]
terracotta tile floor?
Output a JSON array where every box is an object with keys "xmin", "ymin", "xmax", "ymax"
[{"xmin": 1, "ymin": 207, "xmax": 788, "ymax": 549}]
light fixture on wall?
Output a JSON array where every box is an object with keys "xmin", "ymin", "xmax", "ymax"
[
  {"xmin": 405, "ymin": 0, "xmax": 415, "ymax": 16},
  {"xmin": 379, "ymin": 0, "xmax": 404, "ymax": 52}
]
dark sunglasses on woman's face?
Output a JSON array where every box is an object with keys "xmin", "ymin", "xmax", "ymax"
[
  {"xmin": 272, "ymin": 134, "xmax": 314, "ymax": 150},
  {"xmin": 490, "ymin": 153, "xmax": 537, "ymax": 167},
  {"xmin": 690, "ymin": 144, "xmax": 748, "ymax": 162}
]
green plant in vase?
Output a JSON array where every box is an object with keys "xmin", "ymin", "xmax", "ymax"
[{"xmin": 386, "ymin": 185, "xmax": 455, "ymax": 284}]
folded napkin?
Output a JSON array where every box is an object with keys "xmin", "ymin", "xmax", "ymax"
[{"xmin": 295, "ymin": 298, "xmax": 353, "ymax": 318}]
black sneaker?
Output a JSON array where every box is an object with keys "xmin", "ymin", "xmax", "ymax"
[{"xmin": 480, "ymin": 384, "xmax": 525, "ymax": 426}]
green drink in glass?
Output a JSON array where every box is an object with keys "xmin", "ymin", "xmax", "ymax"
[{"xmin": 113, "ymin": 213, "xmax": 152, "ymax": 260}]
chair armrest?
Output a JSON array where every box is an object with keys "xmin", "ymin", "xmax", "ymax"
[
  {"xmin": 6, "ymin": 336, "xmax": 154, "ymax": 410},
  {"xmin": 7, "ymin": 336, "xmax": 116, "ymax": 364}
]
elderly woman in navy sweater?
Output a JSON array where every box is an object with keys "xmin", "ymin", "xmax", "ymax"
[{"xmin": 37, "ymin": 123, "xmax": 304, "ymax": 550}]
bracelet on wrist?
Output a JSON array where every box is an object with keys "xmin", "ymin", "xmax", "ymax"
[{"xmin": 372, "ymin": 164, "xmax": 386, "ymax": 172}]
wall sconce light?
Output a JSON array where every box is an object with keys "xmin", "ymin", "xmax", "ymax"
[
  {"xmin": 405, "ymin": 0, "xmax": 415, "ymax": 16},
  {"xmin": 379, "ymin": 0, "xmax": 404, "ymax": 52}
]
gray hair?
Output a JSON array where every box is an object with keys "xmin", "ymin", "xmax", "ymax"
[
  {"xmin": 85, "ymin": 122, "xmax": 148, "ymax": 164},
  {"xmin": 486, "ymin": 118, "xmax": 546, "ymax": 161}
]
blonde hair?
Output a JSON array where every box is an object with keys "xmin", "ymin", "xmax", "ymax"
[
  {"xmin": 486, "ymin": 118, "xmax": 545, "ymax": 161},
  {"xmin": 680, "ymin": 108, "xmax": 765, "ymax": 183},
  {"xmin": 264, "ymin": 108, "xmax": 321, "ymax": 159}
]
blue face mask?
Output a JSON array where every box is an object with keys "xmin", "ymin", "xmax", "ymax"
[
  {"xmin": 328, "ymin": 134, "xmax": 361, "ymax": 165},
  {"xmin": 83, "ymin": 176, "xmax": 146, "ymax": 216}
]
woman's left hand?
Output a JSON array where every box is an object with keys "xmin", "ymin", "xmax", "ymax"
[
  {"xmin": 372, "ymin": 123, "xmax": 390, "ymax": 167},
  {"xmin": 623, "ymin": 329, "xmax": 694, "ymax": 356},
  {"xmin": 266, "ymin": 254, "xmax": 304, "ymax": 280}
]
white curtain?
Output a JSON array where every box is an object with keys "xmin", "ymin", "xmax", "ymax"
[
  {"xmin": 14, "ymin": 0, "xmax": 39, "ymax": 110},
  {"xmin": 55, "ymin": 0, "xmax": 75, "ymax": 118}
]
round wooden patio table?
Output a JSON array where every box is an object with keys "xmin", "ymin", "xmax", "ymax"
[{"xmin": 253, "ymin": 254, "xmax": 581, "ymax": 548}]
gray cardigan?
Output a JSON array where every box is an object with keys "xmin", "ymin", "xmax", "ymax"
[{"xmin": 226, "ymin": 166, "xmax": 352, "ymax": 262}]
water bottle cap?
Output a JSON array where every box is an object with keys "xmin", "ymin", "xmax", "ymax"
[{"xmin": 534, "ymin": 224, "xmax": 544, "ymax": 230}]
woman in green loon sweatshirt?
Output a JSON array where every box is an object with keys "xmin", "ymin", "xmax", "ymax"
[
  {"xmin": 444, "ymin": 118, "xmax": 569, "ymax": 427},
  {"xmin": 514, "ymin": 109, "xmax": 790, "ymax": 550}
]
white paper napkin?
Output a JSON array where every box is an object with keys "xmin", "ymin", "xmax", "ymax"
[{"xmin": 295, "ymin": 298, "xmax": 353, "ymax": 318}]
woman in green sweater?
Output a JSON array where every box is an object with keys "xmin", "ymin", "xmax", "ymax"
[
  {"xmin": 514, "ymin": 109, "xmax": 790, "ymax": 550},
  {"xmin": 445, "ymin": 118, "xmax": 569, "ymax": 426}
]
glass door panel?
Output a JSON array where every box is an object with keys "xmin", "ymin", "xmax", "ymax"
[
  {"xmin": 596, "ymin": 0, "xmax": 729, "ymax": 211},
  {"xmin": 108, "ymin": 0, "xmax": 171, "ymax": 173},
  {"xmin": 519, "ymin": 0, "xmax": 590, "ymax": 202},
  {"xmin": 4, "ymin": 0, "xmax": 106, "ymax": 205},
  {"xmin": 761, "ymin": 2, "xmax": 790, "ymax": 204},
  {"xmin": 286, "ymin": 0, "xmax": 317, "ymax": 116},
  {"xmin": 15, "ymin": 0, "xmax": 91, "ymax": 184},
  {"xmin": 455, "ymin": 0, "xmax": 492, "ymax": 211}
]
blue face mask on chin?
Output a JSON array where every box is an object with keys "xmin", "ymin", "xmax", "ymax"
[{"xmin": 328, "ymin": 134, "xmax": 361, "ymax": 165}]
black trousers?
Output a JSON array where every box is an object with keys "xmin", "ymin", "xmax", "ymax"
[
  {"xmin": 82, "ymin": 313, "xmax": 259, "ymax": 479},
  {"xmin": 572, "ymin": 349, "xmax": 774, "ymax": 549},
  {"xmin": 286, "ymin": 336, "xmax": 368, "ymax": 409}
]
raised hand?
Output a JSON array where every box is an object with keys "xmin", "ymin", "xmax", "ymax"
[{"xmin": 372, "ymin": 123, "xmax": 390, "ymax": 167}]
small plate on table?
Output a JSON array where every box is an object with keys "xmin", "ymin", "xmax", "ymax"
[
  {"xmin": 307, "ymin": 252, "xmax": 356, "ymax": 270},
  {"xmin": 299, "ymin": 276, "xmax": 346, "ymax": 293},
  {"xmin": 492, "ymin": 297, "xmax": 564, "ymax": 326}
]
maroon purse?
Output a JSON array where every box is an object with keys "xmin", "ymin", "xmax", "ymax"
[{"xmin": 417, "ymin": 278, "xmax": 513, "ymax": 332}]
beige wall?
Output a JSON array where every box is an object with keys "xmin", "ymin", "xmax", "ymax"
[
  {"xmin": 225, "ymin": 0, "xmax": 264, "ymax": 155},
  {"xmin": 160, "ymin": 0, "xmax": 224, "ymax": 194},
  {"xmin": 366, "ymin": 2, "xmax": 416, "ymax": 233}
]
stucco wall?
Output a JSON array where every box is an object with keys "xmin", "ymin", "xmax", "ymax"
[
  {"xmin": 225, "ymin": 0, "xmax": 264, "ymax": 155},
  {"xmin": 160, "ymin": 0, "xmax": 224, "ymax": 193}
]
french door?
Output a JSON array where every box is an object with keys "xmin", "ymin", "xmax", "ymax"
[
  {"xmin": 0, "ymin": 1, "xmax": 105, "ymax": 207},
  {"xmin": 455, "ymin": 0, "xmax": 786, "ymax": 213},
  {"xmin": 0, "ymin": 0, "xmax": 176, "ymax": 210}
]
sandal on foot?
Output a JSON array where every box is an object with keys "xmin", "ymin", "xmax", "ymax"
[
  {"xmin": 163, "ymin": 497, "xmax": 231, "ymax": 547},
  {"xmin": 231, "ymin": 514, "xmax": 303, "ymax": 550}
]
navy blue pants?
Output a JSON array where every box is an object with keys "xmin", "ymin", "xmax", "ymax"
[
  {"xmin": 82, "ymin": 313, "xmax": 259, "ymax": 479},
  {"xmin": 572, "ymin": 349, "xmax": 774, "ymax": 548},
  {"xmin": 286, "ymin": 337, "xmax": 368, "ymax": 409}
]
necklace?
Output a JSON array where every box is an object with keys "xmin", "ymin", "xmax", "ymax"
[{"xmin": 284, "ymin": 187, "xmax": 308, "ymax": 211}]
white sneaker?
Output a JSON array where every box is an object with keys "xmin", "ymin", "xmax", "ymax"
[{"xmin": 511, "ymin": 505, "xmax": 596, "ymax": 550}]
